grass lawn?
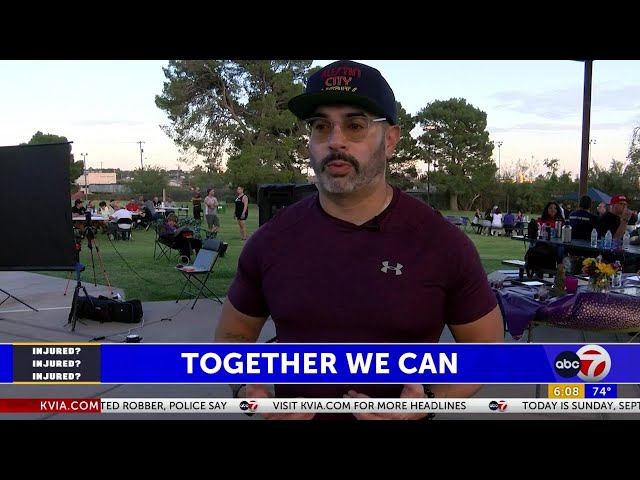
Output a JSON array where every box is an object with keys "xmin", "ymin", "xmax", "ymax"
[{"xmin": 39, "ymin": 206, "xmax": 526, "ymax": 302}]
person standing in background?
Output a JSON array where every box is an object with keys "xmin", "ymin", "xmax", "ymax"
[
  {"xmin": 204, "ymin": 187, "xmax": 220, "ymax": 238},
  {"xmin": 192, "ymin": 188, "xmax": 202, "ymax": 221},
  {"xmin": 234, "ymin": 186, "xmax": 249, "ymax": 242}
]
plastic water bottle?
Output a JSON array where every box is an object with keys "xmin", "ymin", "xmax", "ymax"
[
  {"xmin": 623, "ymin": 230, "xmax": 631, "ymax": 250},
  {"xmin": 590, "ymin": 228, "xmax": 598, "ymax": 248},
  {"xmin": 604, "ymin": 230, "xmax": 613, "ymax": 250}
]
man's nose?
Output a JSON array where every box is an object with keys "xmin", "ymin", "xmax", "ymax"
[{"xmin": 327, "ymin": 122, "xmax": 348, "ymax": 148}]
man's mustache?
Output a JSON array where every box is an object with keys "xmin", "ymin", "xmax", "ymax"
[{"xmin": 321, "ymin": 153, "xmax": 359, "ymax": 173}]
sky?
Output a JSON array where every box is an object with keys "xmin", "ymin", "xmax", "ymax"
[{"xmin": 1, "ymin": 60, "xmax": 638, "ymax": 177}]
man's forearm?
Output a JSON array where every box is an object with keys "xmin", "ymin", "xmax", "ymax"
[
  {"xmin": 615, "ymin": 219, "xmax": 628, "ymax": 240},
  {"xmin": 429, "ymin": 384, "xmax": 482, "ymax": 398},
  {"xmin": 214, "ymin": 330, "xmax": 257, "ymax": 343}
]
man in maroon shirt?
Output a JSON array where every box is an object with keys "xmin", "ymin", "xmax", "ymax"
[{"xmin": 214, "ymin": 60, "xmax": 504, "ymax": 420}]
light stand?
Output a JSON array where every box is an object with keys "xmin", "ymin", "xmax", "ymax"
[{"xmin": 65, "ymin": 261, "xmax": 91, "ymax": 331}]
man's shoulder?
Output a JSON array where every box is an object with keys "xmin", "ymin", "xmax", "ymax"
[
  {"xmin": 388, "ymin": 192, "xmax": 475, "ymax": 252},
  {"xmin": 393, "ymin": 190, "xmax": 453, "ymax": 231}
]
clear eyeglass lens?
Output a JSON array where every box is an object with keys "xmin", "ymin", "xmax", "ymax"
[{"xmin": 306, "ymin": 116, "xmax": 375, "ymax": 142}]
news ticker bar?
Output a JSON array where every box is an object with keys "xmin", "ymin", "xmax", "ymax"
[
  {"xmin": 2, "ymin": 398, "xmax": 640, "ymax": 414},
  {"xmin": 0, "ymin": 343, "xmax": 636, "ymax": 384}
]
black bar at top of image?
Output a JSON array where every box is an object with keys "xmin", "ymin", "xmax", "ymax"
[{"xmin": 12, "ymin": 344, "xmax": 101, "ymax": 383}]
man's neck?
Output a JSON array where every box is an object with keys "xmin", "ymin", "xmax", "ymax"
[{"xmin": 318, "ymin": 181, "xmax": 392, "ymax": 226}]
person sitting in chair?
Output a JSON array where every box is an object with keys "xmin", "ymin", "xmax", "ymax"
[
  {"xmin": 72, "ymin": 199, "xmax": 86, "ymax": 215},
  {"xmin": 159, "ymin": 213, "xmax": 202, "ymax": 260},
  {"xmin": 107, "ymin": 202, "xmax": 134, "ymax": 240}
]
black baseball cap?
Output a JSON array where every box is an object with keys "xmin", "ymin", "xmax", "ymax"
[{"xmin": 288, "ymin": 60, "xmax": 398, "ymax": 125}]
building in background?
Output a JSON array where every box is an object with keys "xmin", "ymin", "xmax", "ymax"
[{"xmin": 76, "ymin": 171, "xmax": 120, "ymax": 194}]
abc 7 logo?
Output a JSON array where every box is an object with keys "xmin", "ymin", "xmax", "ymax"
[
  {"xmin": 488, "ymin": 400, "xmax": 508, "ymax": 412},
  {"xmin": 554, "ymin": 345, "xmax": 611, "ymax": 382},
  {"xmin": 239, "ymin": 400, "xmax": 259, "ymax": 412}
]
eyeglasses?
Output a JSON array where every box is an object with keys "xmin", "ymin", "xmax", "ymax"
[{"xmin": 305, "ymin": 116, "xmax": 387, "ymax": 142}]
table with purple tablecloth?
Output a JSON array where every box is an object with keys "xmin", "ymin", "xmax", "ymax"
[{"xmin": 495, "ymin": 277, "xmax": 640, "ymax": 341}]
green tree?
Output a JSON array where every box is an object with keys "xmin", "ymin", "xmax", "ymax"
[
  {"xmin": 155, "ymin": 60, "xmax": 314, "ymax": 198},
  {"xmin": 626, "ymin": 126, "xmax": 640, "ymax": 191},
  {"xmin": 126, "ymin": 166, "xmax": 169, "ymax": 199},
  {"xmin": 590, "ymin": 159, "xmax": 636, "ymax": 198},
  {"xmin": 387, "ymin": 102, "xmax": 421, "ymax": 190},
  {"xmin": 415, "ymin": 98, "xmax": 496, "ymax": 211},
  {"xmin": 186, "ymin": 165, "xmax": 227, "ymax": 195},
  {"xmin": 21, "ymin": 131, "xmax": 82, "ymax": 190}
]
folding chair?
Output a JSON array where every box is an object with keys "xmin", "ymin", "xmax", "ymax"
[
  {"xmin": 154, "ymin": 220, "xmax": 180, "ymax": 261},
  {"xmin": 116, "ymin": 217, "xmax": 133, "ymax": 240},
  {"xmin": 176, "ymin": 238, "xmax": 223, "ymax": 308}
]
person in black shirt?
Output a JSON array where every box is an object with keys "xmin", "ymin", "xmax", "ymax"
[
  {"xmin": 596, "ymin": 193, "xmax": 633, "ymax": 240},
  {"xmin": 72, "ymin": 199, "xmax": 86, "ymax": 215},
  {"xmin": 568, "ymin": 195, "xmax": 598, "ymax": 241},
  {"xmin": 159, "ymin": 213, "xmax": 202, "ymax": 260},
  {"xmin": 192, "ymin": 188, "xmax": 202, "ymax": 221},
  {"xmin": 234, "ymin": 186, "xmax": 249, "ymax": 241}
]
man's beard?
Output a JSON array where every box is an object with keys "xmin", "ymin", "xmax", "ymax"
[{"xmin": 310, "ymin": 139, "xmax": 387, "ymax": 194}]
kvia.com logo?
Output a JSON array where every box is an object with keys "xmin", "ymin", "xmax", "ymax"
[{"xmin": 554, "ymin": 345, "xmax": 611, "ymax": 382}]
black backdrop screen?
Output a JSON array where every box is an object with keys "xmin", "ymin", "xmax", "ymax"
[
  {"xmin": 257, "ymin": 183, "xmax": 318, "ymax": 226},
  {"xmin": 0, "ymin": 143, "xmax": 76, "ymax": 271}
]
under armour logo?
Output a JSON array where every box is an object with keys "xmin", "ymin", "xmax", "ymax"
[{"xmin": 381, "ymin": 261, "xmax": 403, "ymax": 275}]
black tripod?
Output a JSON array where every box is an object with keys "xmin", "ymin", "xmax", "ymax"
[
  {"xmin": 64, "ymin": 216, "xmax": 113, "ymax": 296},
  {"xmin": 66, "ymin": 261, "xmax": 91, "ymax": 332}
]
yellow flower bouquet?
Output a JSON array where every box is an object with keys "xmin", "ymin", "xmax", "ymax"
[{"xmin": 581, "ymin": 257, "xmax": 621, "ymax": 292}]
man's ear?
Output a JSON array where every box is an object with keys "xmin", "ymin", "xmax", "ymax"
[{"xmin": 385, "ymin": 125, "xmax": 401, "ymax": 159}]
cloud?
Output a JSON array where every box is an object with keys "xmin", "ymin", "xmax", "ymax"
[
  {"xmin": 490, "ymin": 119, "xmax": 637, "ymax": 134},
  {"xmin": 489, "ymin": 85, "xmax": 640, "ymax": 120},
  {"xmin": 490, "ymin": 88, "xmax": 580, "ymax": 120},
  {"xmin": 593, "ymin": 84, "xmax": 640, "ymax": 110},
  {"xmin": 73, "ymin": 119, "xmax": 144, "ymax": 127}
]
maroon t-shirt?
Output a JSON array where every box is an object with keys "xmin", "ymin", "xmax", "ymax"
[{"xmin": 227, "ymin": 187, "xmax": 497, "ymax": 413}]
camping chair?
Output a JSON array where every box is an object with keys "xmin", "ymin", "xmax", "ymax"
[
  {"xmin": 175, "ymin": 238, "xmax": 224, "ymax": 309},
  {"xmin": 154, "ymin": 220, "xmax": 180, "ymax": 261},
  {"xmin": 178, "ymin": 217, "xmax": 207, "ymax": 240}
]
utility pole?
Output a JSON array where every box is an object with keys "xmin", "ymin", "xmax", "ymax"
[
  {"xmin": 137, "ymin": 141, "xmax": 145, "ymax": 169},
  {"xmin": 579, "ymin": 60, "xmax": 593, "ymax": 197},
  {"xmin": 80, "ymin": 152, "xmax": 88, "ymax": 200}
]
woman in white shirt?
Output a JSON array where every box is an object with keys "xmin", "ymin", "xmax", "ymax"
[{"xmin": 491, "ymin": 207, "xmax": 504, "ymax": 236}]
